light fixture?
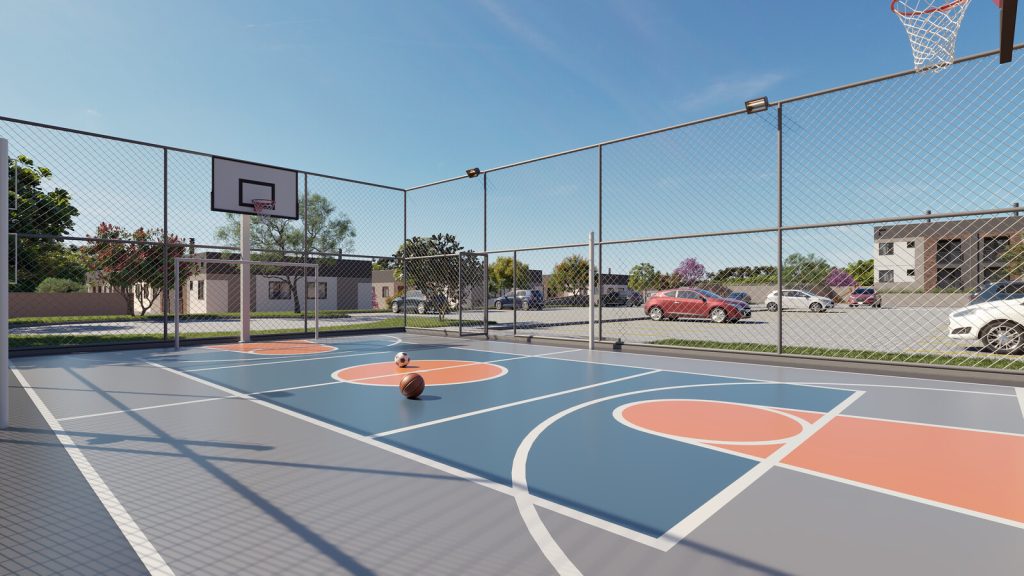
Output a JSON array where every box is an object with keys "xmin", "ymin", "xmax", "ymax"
[
  {"xmin": 466, "ymin": 167, "xmax": 481, "ymax": 178},
  {"xmin": 744, "ymin": 96, "xmax": 770, "ymax": 114}
]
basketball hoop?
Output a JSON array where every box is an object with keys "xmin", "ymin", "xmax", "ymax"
[
  {"xmin": 251, "ymin": 199, "xmax": 275, "ymax": 217},
  {"xmin": 892, "ymin": 0, "xmax": 973, "ymax": 72}
]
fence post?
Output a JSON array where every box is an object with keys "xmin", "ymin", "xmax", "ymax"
[
  {"xmin": 588, "ymin": 231, "xmax": 595, "ymax": 350},
  {"xmin": 303, "ymin": 173, "xmax": 309, "ymax": 335},
  {"xmin": 1, "ymin": 138, "xmax": 9, "ymax": 429},
  {"xmin": 483, "ymin": 253, "xmax": 489, "ymax": 338},
  {"xmin": 512, "ymin": 250, "xmax": 517, "ymax": 337},
  {"xmin": 776, "ymin": 104, "xmax": 784, "ymax": 355},
  {"xmin": 162, "ymin": 148, "xmax": 169, "ymax": 341},
  {"xmin": 174, "ymin": 258, "xmax": 180, "ymax": 351},
  {"xmin": 313, "ymin": 263, "xmax": 319, "ymax": 340},
  {"xmin": 403, "ymin": 190, "xmax": 408, "ymax": 329},
  {"xmin": 458, "ymin": 253, "xmax": 463, "ymax": 336},
  {"xmin": 597, "ymin": 145, "xmax": 603, "ymax": 342}
]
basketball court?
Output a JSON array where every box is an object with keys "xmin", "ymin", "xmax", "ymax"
[
  {"xmin": 5, "ymin": 333, "xmax": 1023, "ymax": 575},
  {"xmin": 3, "ymin": 2, "xmax": 1024, "ymax": 575}
]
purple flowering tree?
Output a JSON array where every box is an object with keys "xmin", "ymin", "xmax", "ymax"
[
  {"xmin": 825, "ymin": 267, "xmax": 856, "ymax": 287},
  {"xmin": 673, "ymin": 258, "xmax": 706, "ymax": 285}
]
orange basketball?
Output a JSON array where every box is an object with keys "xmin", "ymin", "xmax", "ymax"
[{"xmin": 399, "ymin": 372, "xmax": 425, "ymax": 399}]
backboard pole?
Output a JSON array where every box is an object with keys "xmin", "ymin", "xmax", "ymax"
[
  {"xmin": 240, "ymin": 214, "xmax": 251, "ymax": 343},
  {"xmin": 1001, "ymin": 0, "xmax": 1018, "ymax": 63},
  {"xmin": 1, "ymin": 138, "xmax": 9, "ymax": 429},
  {"xmin": 174, "ymin": 259, "xmax": 180, "ymax": 350},
  {"xmin": 313, "ymin": 264, "xmax": 319, "ymax": 341}
]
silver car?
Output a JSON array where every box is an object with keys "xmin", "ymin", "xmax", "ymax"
[{"xmin": 765, "ymin": 289, "xmax": 834, "ymax": 313}]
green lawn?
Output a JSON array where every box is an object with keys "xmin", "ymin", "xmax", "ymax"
[
  {"xmin": 649, "ymin": 338, "xmax": 1024, "ymax": 371},
  {"xmin": 9, "ymin": 316, "xmax": 471, "ymax": 348}
]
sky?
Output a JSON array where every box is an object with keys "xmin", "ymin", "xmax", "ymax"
[{"xmin": 2, "ymin": 0, "xmax": 1019, "ymax": 275}]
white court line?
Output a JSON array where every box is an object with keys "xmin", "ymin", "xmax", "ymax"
[
  {"xmin": 775, "ymin": 463, "xmax": 1024, "ymax": 531},
  {"xmin": 1017, "ymin": 387, "xmax": 1024, "ymax": 421},
  {"xmin": 57, "ymin": 396, "xmax": 231, "ymax": 423},
  {"xmin": 10, "ymin": 366, "xmax": 175, "ymax": 576},
  {"xmin": 371, "ymin": 370, "xmax": 661, "ymax": 438}
]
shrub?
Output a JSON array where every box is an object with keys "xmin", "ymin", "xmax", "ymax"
[{"xmin": 35, "ymin": 277, "xmax": 85, "ymax": 293}]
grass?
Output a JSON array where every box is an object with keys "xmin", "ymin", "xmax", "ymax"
[
  {"xmin": 8, "ymin": 309, "xmax": 386, "ymax": 327},
  {"xmin": 9, "ymin": 316, "xmax": 473, "ymax": 348},
  {"xmin": 649, "ymin": 338, "xmax": 1024, "ymax": 371}
]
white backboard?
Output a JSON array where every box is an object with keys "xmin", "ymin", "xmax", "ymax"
[{"xmin": 211, "ymin": 157, "xmax": 299, "ymax": 219}]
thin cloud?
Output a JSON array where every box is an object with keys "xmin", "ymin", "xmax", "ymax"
[
  {"xmin": 84, "ymin": 108, "xmax": 100, "ymax": 117},
  {"xmin": 679, "ymin": 73, "xmax": 785, "ymax": 111}
]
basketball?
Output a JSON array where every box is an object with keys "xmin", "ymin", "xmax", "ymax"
[
  {"xmin": 399, "ymin": 372, "xmax": 425, "ymax": 399},
  {"xmin": 394, "ymin": 352, "xmax": 410, "ymax": 367}
]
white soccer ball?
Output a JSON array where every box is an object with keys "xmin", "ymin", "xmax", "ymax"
[{"xmin": 394, "ymin": 352, "xmax": 410, "ymax": 367}]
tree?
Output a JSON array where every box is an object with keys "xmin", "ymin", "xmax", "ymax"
[
  {"xmin": 86, "ymin": 223, "xmax": 190, "ymax": 316},
  {"xmin": 627, "ymin": 262, "xmax": 660, "ymax": 294},
  {"xmin": 1001, "ymin": 243, "xmax": 1024, "ymax": 280},
  {"xmin": 488, "ymin": 256, "xmax": 531, "ymax": 295},
  {"xmin": 825, "ymin": 267, "xmax": 856, "ymax": 287},
  {"xmin": 35, "ymin": 277, "xmax": 84, "ymax": 293},
  {"xmin": 845, "ymin": 259, "xmax": 874, "ymax": 286},
  {"xmin": 673, "ymin": 258, "xmax": 706, "ymax": 285},
  {"xmin": 392, "ymin": 234, "xmax": 482, "ymax": 319},
  {"xmin": 8, "ymin": 155, "xmax": 83, "ymax": 291},
  {"xmin": 216, "ymin": 193, "xmax": 356, "ymax": 313},
  {"xmin": 782, "ymin": 253, "xmax": 831, "ymax": 285},
  {"xmin": 548, "ymin": 255, "xmax": 590, "ymax": 297}
]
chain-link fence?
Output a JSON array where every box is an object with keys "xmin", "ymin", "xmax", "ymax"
[
  {"xmin": 400, "ymin": 46, "xmax": 1024, "ymax": 374},
  {"xmin": 5, "ymin": 46, "xmax": 1024, "ymax": 374}
]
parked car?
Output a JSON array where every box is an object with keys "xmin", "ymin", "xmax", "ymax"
[
  {"xmin": 968, "ymin": 281, "xmax": 1024, "ymax": 306},
  {"xmin": 848, "ymin": 287, "xmax": 881, "ymax": 308},
  {"xmin": 765, "ymin": 289, "xmax": 834, "ymax": 313},
  {"xmin": 546, "ymin": 294, "xmax": 591, "ymax": 307},
  {"xmin": 391, "ymin": 291, "xmax": 446, "ymax": 314},
  {"xmin": 644, "ymin": 288, "xmax": 751, "ymax": 323},
  {"xmin": 948, "ymin": 296, "xmax": 1024, "ymax": 354},
  {"xmin": 489, "ymin": 290, "xmax": 544, "ymax": 310},
  {"xmin": 625, "ymin": 291, "xmax": 645, "ymax": 307},
  {"xmin": 599, "ymin": 291, "xmax": 628, "ymax": 307},
  {"xmin": 727, "ymin": 291, "xmax": 752, "ymax": 305}
]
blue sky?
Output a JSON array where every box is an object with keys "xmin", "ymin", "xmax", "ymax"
[{"xmin": 2, "ymin": 1, "xmax": 1019, "ymax": 274}]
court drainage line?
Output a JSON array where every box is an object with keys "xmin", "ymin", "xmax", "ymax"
[
  {"xmin": 9, "ymin": 365, "xmax": 175, "ymax": 576},
  {"xmin": 370, "ymin": 370, "xmax": 662, "ymax": 438}
]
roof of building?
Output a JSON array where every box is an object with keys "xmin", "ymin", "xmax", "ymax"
[{"xmin": 874, "ymin": 215, "xmax": 1024, "ymax": 241}]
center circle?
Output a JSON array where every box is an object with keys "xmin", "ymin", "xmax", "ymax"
[
  {"xmin": 620, "ymin": 399, "xmax": 805, "ymax": 444},
  {"xmin": 332, "ymin": 360, "xmax": 507, "ymax": 386}
]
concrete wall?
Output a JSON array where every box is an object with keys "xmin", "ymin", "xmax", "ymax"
[{"xmin": 10, "ymin": 292, "xmax": 132, "ymax": 318}]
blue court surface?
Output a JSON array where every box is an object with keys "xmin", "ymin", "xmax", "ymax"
[{"xmin": 6, "ymin": 333, "xmax": 1024, "ymax": 575}]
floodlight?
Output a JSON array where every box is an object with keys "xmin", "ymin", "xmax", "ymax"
[
  {"xmin": 744, "ymin": 97, "xmax": 770, "ymax": 114},
  {"xmin": 466, "ymin": 167, "xmax": 481, "ymax": 178}
]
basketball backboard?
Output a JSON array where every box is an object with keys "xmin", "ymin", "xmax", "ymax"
[
  {"xmin": 211, "ymin": 156, "xmax": 299, "ymax": 219},
  {"xmin": 997, "ymin": 0, "xmax": 1018, "ymax": 63}
]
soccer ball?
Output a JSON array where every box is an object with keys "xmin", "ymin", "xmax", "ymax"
[{"xmin": 394, "ymin": 352, "xmax": 410, "ymax": 368}]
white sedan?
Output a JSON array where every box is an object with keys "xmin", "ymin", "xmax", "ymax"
[
  {"xmin": 948, "ymin": 296, "xmax": 1024, "ymax": 354},
  {"xmin": 765, "ymin": 289, "xmax": 834, "ymax": 313}
]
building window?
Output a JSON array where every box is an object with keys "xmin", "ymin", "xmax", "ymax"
[
  {"xmin": 983, "ymin": 267, "xmax": 1004, "ymax": 283},
  {"xmin": 269, "ymin": 281, "xmax": 291, "ymax": 300},
  {"xmin": 306, "ymin": 281, "xmax": 327, "ymax": 300},
  {"xmin": 936, "ymin": 268, "xmax": 962, "ymax": 289},
  {"xmin": 906, "ymin": 269, "xmax": 915, "ymax": 277},
  {"xmin": 382, "ymin": 286, "xmax": 390, "ymax": 299},
  {"xmin": 197, "ymin": 280, "xmax": 205, "ymax": 301},
  {"xmin": 878, "ymin": 243, "xmax": 894, "ymax": 256},
  {"xmin": 878, "ymin": 270, "xmax": 894, "ymax": 283},
  {"xmin": 936, "ymin": 239, "xmax": 962, "ymax": 265},
  {"xmin": 906, "ymin": 241, "xmax": 915, "ymax": 249},
  {"xmin": 982, "ymin": 236, "xmax": 1010, "ymax": 262}
]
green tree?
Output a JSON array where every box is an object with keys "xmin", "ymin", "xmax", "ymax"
[
  {"xmin": 488, "ymin": 256, "xmax": 531, "ymax": 296},
  {"xmin": 8, "ymin": 155, "xmax": 83, "ymax": 291},
  {"xmin": 216, "ymin": 193, "xmax": 356, "ymax": 313},
  {"xmin": 35, "ymin": 277, "xmax": 84, "ymax": 293},
  {"xmin": 845, "ymin": 259, "xmax": 875, "ymax": 286},
  {"xmin": 782, "ymin": 253, "xmax": 832, "ymax": 285},
  {"xmin": 627, "ymin": 262, "xmax": 660, "ymax": 293},
  {"xmin": 1001, "ymin": 243, "xmax": 1024, "ymax": 280},
  {"xmin": 86, "ymin": 223, "xmax": 190, "ymax": 316},
  {"xmin": 392, "ymin": 234, "xmax": 483, "ymax": 319},
  {"xmin": 548, "ymin": 255, "xmax": 590, "ymax": 298}
]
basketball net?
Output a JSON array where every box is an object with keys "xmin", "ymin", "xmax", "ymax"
[
  {"xmin": 251, "ymin": 199, "xmax": 275, "ymax": 218},
  {"xmin": 892, "ymin": 0, "xmax": 973, "ymax": 72}
]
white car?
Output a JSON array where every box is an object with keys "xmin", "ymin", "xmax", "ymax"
[
  {"xmin": 765, "ymin": 289, "xmax": 834, "ymax": 313},
  {"xmin": 948, "ymin": 296, "xmax": 1024, "ymax": 354}
]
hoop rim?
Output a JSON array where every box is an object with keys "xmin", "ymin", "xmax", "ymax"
[
  {"xmin": 890, "ymin": 0, "xmax": 970, "ymax": 17},
  {"xmin": 250, "ymin": 198, "xmax": 276, "ymax": 215}
]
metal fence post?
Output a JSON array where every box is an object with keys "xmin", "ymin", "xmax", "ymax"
[
  {"xmin": 313, "ymin": 263, "xmax": 319, "ymax": 340},
  {"xmin": 483, "ymin": 253, "xmax": 489, "ymax": 338},
  {"xmin": 588, "ymin": 231, "xmax": 595, "ymax": 350},
  {"xmin": 303, "ymin": 173, "xmax": 309, "ymax": 335},
  {"xmin": 403, "ymin": 190, "xmax": 408, "ymax": 329},
  {"xmin": 173, "ymin": 258, "xmax": 180, "ymax": 350},
  {"xmin": 597, "ymin": 145, "xmax": 603, "ymax": 342},
  {"xmin": 458, "ymin": 253, "xmax": 463, "ymax": 336},
  {"xmin": 512, "ymin": 250, "xmax": 517, "ymax": 337},
  {"xmin": 776, "ymin": 104, "xmax": 784, "ymax": 355},
  {"xmin": 162, "ymin": 148, "xmax": 169, "ymax": 341},
  {"xmin": 1, "ymin": 138, "xmax": 9, "ymax": 429}
]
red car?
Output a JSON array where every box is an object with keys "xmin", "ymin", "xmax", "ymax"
[
  {"xmin": 847, "ymin": 287, "xmax": 881, "ymax": 308},
  {"xmin": 644, "ymin": 288, "xmax": 752, "ymax": 323}
]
